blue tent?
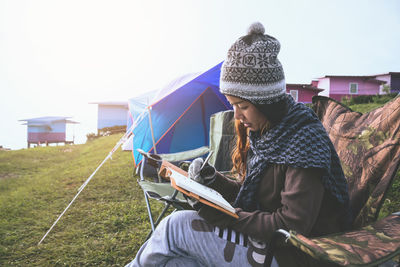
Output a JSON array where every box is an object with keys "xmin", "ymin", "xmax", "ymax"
[{"xmin": 129, "ymin": 62, "xmax": 231, "ymax": 165}]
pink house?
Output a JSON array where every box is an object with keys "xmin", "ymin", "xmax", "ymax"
[
  {"xmin": 286, "ymin": 83, "xmax": 324, "ymax": 103},
  {"xmin": 19, "ymin": 116, "xmax": 79, "ymax": 148},
  {"xmin": 315, "ymin": 72, "xmax": 400, "ymax": 102}
]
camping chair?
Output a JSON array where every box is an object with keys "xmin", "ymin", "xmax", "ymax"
[
  {"xmin": 137, "ymin": 146, "xmax": 209, "ymax": 240},
  {"xmin": 265, "ymin": 95, "xmax": 400, "ymax": 267},
  {"xmin": 137, "ymin": 110, "xmax": 235, "ymax": 239}
]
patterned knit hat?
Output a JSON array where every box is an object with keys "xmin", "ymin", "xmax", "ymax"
[{"xmin": 220, "ymin": 22, "xmax": 286, "ymax": 104}]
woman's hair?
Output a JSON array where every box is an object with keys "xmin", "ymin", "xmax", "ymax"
[
  {"xmin": 231, "ymin": 120, "xmax": 249, "ymax": 179},
  {"xmin": 231, "ymin": 98, "xmax": 288, "ymax": 180}
]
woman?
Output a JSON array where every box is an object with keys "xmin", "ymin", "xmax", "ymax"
[{"xmin": 126, "ymin": 22, "xmax": 351, "ymax": 267}]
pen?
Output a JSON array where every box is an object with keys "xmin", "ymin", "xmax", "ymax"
[{"xmin": 201, "ymin": 151, "xmax": 213, "ymax": 169}]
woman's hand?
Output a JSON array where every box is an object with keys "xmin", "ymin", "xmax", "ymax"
[
  {"xmin": 186, "ymin": 157, "xmax": 217, "ymax": 210},
  {"xmin": 188, "ymin": 157, "xmax": 216, "ymax": 185}
]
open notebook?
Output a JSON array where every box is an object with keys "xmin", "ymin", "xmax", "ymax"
[{"xmin": 159, "ymin": 161, "xmax": 238, "ymax": 218}]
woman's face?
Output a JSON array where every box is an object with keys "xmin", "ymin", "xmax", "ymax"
[{"xmin": 226, "ymin": 95, "xmax": 268, "ymax": 132}]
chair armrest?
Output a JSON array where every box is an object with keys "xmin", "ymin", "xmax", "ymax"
[
  {"xmin": 158, "ymin": 146, "xmax": 210, "ymax": 162},
  {"xmin": 136, "ymin": 147, "xmax": 210, "ymax": 182}
]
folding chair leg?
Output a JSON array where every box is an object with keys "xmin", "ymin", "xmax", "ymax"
[
  {"xmin": 143, "ymin": 192, "xmax": 156, "ymax": 233},
  {"xmin": 144, "ymin": 189, "xmax": 182, "ymax": 241},
  {"xmin": 144, "ymin": 204, "xmax": 175, "ymax": 241},
  {"xmin": 264, "ymin": 229, "xmax": 290, "ymax": 267}
]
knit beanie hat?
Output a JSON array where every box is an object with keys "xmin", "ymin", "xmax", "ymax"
[{"xmin": 220, "ymin": 22, "xmax": 286, "ymax": 104}]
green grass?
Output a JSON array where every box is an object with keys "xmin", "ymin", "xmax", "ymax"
[
  {"xmin": 348, "ymin": 103, "xmax": 385, "ymax": 114},
  {"xmin": 0, "ymin": 134, "xmax": 165, "ymax": 266}
]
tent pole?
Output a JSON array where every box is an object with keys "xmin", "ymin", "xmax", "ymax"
[{"xmin": 147, "ymin": 106, "xmax": 157, "ymax": 154}]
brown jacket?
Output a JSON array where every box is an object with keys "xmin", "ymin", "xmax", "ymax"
[{"xmin": 199, "ymin": 164, "xmax": 345, "ymax": 266}]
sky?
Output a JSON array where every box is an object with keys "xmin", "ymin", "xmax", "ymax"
[{"xmin": 1, "ymin": 0, "xmax": 399, "ymax": 150}]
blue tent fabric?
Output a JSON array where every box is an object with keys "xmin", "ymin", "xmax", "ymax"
[
  {"xmin": 127, "ymin": 90, "xmax": 157, "ymax": 132},
  {"xmin": 130, "ymin": 62, "xmax": 231, "ymax": 165}
]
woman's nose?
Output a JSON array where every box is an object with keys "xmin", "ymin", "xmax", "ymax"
[{"xmin": 234, "ymin": 109, "xmax": 242, "ymax": 120}]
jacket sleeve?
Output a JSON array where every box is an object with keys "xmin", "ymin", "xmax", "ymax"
[
  {"xmin": 199, "ymin": 166, "xmax": 325, "ymax": 241},
  {"xmin": 207, "ymin": 171, "xmax": 242, "ymax": 203}
]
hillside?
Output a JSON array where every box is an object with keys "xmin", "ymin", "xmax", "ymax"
[
  {"xmin": 1, "ymin": 96, "xmax": 399, "ymax": 266},
  {"xmin": 0, "ymin": 134, "xmax": 161, "ymax": 266}
]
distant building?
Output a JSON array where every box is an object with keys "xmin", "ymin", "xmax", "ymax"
[
  {"xmin": 89, "ymin": 101, "xmax": 128, "ymax": 133},
  {"xmin": 286, "ymin": 83, "xmax": 324, "ymax": 103},
  {"xmin": 374, "ymin": 72, "xmax": 400, "ymax": 94},
  {"xmin": 315, "ymin": 72, "xmax": 400, "ymax": 101},
  {"xmin": 19, "ymin": 116, "xmax": 78, "ymax": 148}
]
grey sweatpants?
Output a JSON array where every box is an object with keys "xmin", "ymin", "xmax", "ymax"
[{"xmin": 125, "ymin": 210, "xmax": 279, "ymax": 267}]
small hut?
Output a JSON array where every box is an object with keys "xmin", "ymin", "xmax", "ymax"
[
  {"xmin": 19, "ymin": 116, "xmax": 79, "ymax": 148},
  {"xmin": 89, "ymin": 101, "xmax": 128, "ymax": 134}
]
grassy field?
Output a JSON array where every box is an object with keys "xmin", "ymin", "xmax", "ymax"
[
  {"xmin": 0, "ymin": 97, "xmax": 399, "ymax": 266},
  {"xmin": 0, "ymin": 134, "xmax": 164, "ymax": 266}
]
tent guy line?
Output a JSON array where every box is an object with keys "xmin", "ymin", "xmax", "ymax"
[{"xmin": 37, "ymin": 123, "xmax": 136, "ymax": 245}]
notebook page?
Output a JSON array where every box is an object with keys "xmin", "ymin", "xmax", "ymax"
[{"xmin": 170, "ymin": 169, "xmax": 236, "ymax": 214}]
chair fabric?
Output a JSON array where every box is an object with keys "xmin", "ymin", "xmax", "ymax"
[
  {"xmin": 288, "ymin": 213, "xmax": 400, "ymax": 267},
  {"xmin": 208, "ymin": 110, "xmax": 235, "ymax": 172},
  {"xmin": 312, "ymin": 95, "xmax": 400, "ymax": 228},
  {"xmin": 138, "ymin": 180, "xmax": 187, "ymax": 203},
  {"xmin": 276, "ymin": 95, "xmax": 400, "ymax": 266}
]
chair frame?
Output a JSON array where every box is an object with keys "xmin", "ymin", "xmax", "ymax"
[{"xmin": 137, "ymin": 148, "xmax": 209, "ymax": 240}]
